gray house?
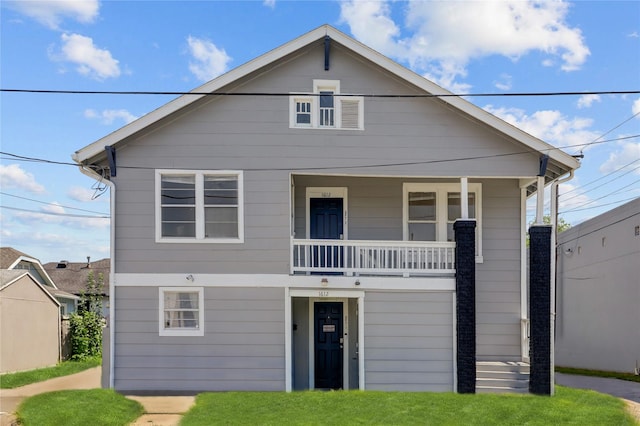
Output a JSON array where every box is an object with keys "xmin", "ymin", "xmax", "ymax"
[
  {"xmin": 556, "ymin": 197, "xmax": 640, "ymax": 374},
  {"xmin": 73, "ymin": 25, "xmax": 579, "ymax": 394}
]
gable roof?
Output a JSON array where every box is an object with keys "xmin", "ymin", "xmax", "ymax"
[
  {"xmin": 0, "ymin": 270, "xmax": 61, "ymax": 306},
  {"xmin": 43, "ymin": 258, "xmax": 110, "ymax": 296},
  {"xmin": 0, "ymin": 247, "xmax": 58, "ymax": 288},
  {"xmin": 73, "ymin": 24, "xmax": 579, "ymax": 192}
]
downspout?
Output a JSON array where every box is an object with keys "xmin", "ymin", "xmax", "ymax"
[
  {"xmin": 549, "ymin": 170, "xmax": 574, "ymax": 396},
  {"xmin": 79, "ymin": 165, "xmax": 116, "ymax": 389}
]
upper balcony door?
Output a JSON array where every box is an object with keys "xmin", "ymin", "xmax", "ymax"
[
  {"xmin": 310, "ymin": 198, "xmax": 344, "ymax": 271},
  {"xmin": 306, "ymin": 187, "xmax": 348, "ymax": 272},
  {"xmin": 310, "ymin": 198, "xmax": 343, "ymax": 240}
]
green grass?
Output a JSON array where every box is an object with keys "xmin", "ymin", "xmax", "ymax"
[
  {"xmin": 557, "ymin": 366, "xmax": 640, "ymax": 383},
  {"xmin": 0, "ymin": 357, "xmax": 101, "ymax": 389},
  {"xmin": 16, "ymin": 389, "xmax": 143, "ymax": 426},
  {"xmin": 181, "ymin": 386, "xmax": 637, "ymax": 426}
]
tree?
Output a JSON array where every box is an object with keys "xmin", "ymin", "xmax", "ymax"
[
  {"xmin": 527, "ymin": 215, "xmax": 571, "ymax": 246},
  {"xmin": 69, "ymin": 271, "xmax": 104, "ymax": 360}
]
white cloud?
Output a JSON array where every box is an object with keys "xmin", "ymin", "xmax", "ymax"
[
  {"xmin": 0, "ymin": 164, "xmax": 46, "ymax": 193},
  {"xmin": 12, "ymin": 203, "xmax": 110, "ymax": 229},
  {"xmin": 494, "ymin": 73, "xmax": 513, "ymax": 91},
  {"xmin": 4, "ymin": 0, "xmax": 99, "ymax": 29},
  {"xmin": 340, "ymin": 0, "xmax": 590, "ymax": 90},
  {"xmin": 67, "ymin": 186, "xmax": 98, "ymax": 202},
  {"xmin": 187, "ymin": 36, "xmax": 232, "ymax": 82},
  {"xmin": 263, "ymin": 0, "xmax": 276, "ymax": 9},
  {"xmin": 632, "ymin": 98, "xmax": 640, "ymax": 116},
  {"xmin": 484, "ymin": 105, "xmax": 600, "ymax": 152},
  {"xmin": 54, "ymin": 33, "xmax": 120, "ymax": 80},
  {"xmin": 599, "ymin": 142, "xmax": 640, "ymax": 175},
  {"xmin": 628, "ymin": 31, "xmax": 639, "ymax": 38},
  {"xmin": 576, "ymin": 94, "xmax": 601, "ymax": 109},
  {"xmin": 84, "ymin": 108, "xmax": 138, "ymax": 125}
]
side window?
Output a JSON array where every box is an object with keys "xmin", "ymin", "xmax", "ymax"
[
  {"xmin": 159, "ymin": 287, "xmax": 204, "ymax": 337},
  {"xmin": 156, "ymin": 170, "xmax": 244, "ymax": 243}
]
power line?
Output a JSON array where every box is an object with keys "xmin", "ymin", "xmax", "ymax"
[
  {"xmin": 0, "ymin": 205, "xmax": 109, "ymax": 219},
  {"xmin": 0, "ymin": 192, "xmax": 109, "ymax": 215},
  {"xmin": 560, "ymin": 157, "xmax": 640, "ymax": 198},
  {"xmin": 560, "ymin": 162, "xmax": 640, "ymax": 202},
  {"xmin": 561, "ymin": 179, "xmax": 640, "ymax": 212},
  {"xmin": 559, "ymin": 196, "xmax": 639, "ymax": 215},
  {"xmin": 2, "ymin": 88, "xmax": 639, "ymax": 98}
]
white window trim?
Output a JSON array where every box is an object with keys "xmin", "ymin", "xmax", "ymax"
[
  {"xmin": 289, "ymin": 80, "xmax": 363, "ymax": 131},
  {"xmin": 403, "ymin": 182, "xmax": 483, "ymax": 261},
  {"xmin": 155, "ymin": 169, "xmax": 244, "ymax": 244},
  {"xmin": 159, "ymin": 287, "xmax": 204, "ymax": 337}
]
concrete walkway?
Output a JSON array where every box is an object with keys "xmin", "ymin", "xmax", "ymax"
[{"xmin": 0, "ymin": 367, "xmax": 194, "ymax": 426}]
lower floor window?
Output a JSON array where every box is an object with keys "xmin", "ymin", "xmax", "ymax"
[{"xmin": 159, "ymin": 287, "xmax": 204, "ymax": 336}]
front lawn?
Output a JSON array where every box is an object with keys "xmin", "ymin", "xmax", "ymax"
[
  {"xmin": 0, "ymin": 357, "xmax": 101, "ymax": 389},
  {"xmin": 17, "ymin": 389, "xmax": 143, "ymax": 426},
  {"xmin": 181, "ymin": 386, "xmax": 637, "ymax": 426}
]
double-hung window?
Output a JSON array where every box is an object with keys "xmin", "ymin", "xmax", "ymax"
[
  {"xmin": 156, "ymin": 170, "xmax": 243, "ymax": 243},
  {"xmin": 159, "ymin": 287, "xmax": 204, "ymax": 336},
  {"xmin": 404, "ymin": 183, "xmax": 482, "ymax": 260},
  {"xmin": 290, "ymin": 80, "xmax": 363, "ymax": 130}
]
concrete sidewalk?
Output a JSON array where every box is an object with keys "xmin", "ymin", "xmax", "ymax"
[{"xmin": 0, "ymin": 367, "xmax": 194, "ymax": 426}]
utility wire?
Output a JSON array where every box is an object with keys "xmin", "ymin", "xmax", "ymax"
[
  {"xmin": 0, "ymin": 205, "xmax": 109, "ymax": 219},
  {"xmin": 560, "ymin": 163, "xmax": 640, "ymax": 202},
  {"xmin": 560, "ymin": 157, "xmax": 640, "ymax": 197},
  {"xmin": 559, "ymin": 196, "xmax": 639, "ymax": 215},
  {"xmin": 0, "ymin": 192, "xmax": 109, "ymax": 215},
  {"xmin": 2, "ymin": 88, "xmax": 640, "ymax": 98},
  {"xmin": 3, "ymin": 135, "xmax": 638, "ymax": 173}
]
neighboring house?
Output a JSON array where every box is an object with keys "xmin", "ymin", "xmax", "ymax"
[
  {"xmin": 0, "ymin": 247, "xmax": 79, "ymax": 315},
  {"xmin": 72, "ymin": 25, "xmax": 579, "ymax": 394},
  {"xmin": 555, "ymin": 197, "xmax": 640, "ymax": 374},
  {"xmin": 44, "ymin": 257, "xmax": 111, "ymax": 318},
  {"xmin": 0, "ymin": 270, "xmax": 61, "ymax": 373}
]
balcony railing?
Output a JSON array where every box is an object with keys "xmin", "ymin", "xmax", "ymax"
[{"xmin": 291, "ymin": 238, "xmax": 456, "ymax": 276}]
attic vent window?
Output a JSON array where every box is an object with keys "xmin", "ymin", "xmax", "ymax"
[
  {"xmin": 57, "ymin": 261, "xmax": 69, "ymax": 268},
  {"xmin": 290, "ymin": 79, "xmax": 363, "ymax": 130}
]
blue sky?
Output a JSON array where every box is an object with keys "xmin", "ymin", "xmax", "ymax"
[{"xmin": 1, "ymin": 0, "xmax": 639, "ymax": 263}]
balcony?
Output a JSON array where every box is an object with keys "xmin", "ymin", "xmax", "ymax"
[{"xmin": 291, "ymin": 239, "xmax": 456, "ymax": 276}]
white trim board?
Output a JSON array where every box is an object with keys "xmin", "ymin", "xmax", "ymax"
[{"xmin": 113, "ymin": 273, "xmax": 455, "ymax": 291}]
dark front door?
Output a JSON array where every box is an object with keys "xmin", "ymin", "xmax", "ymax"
[
  {"xmin": 310, "ymin": 198, "xmax": 343, "ymax": 270},
  {"xmin": 314, "ymin": 302, "xmax": 343, "ymax": 389}
]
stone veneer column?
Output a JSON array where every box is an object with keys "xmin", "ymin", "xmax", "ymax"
[
  {"xmin": 529, "ymin": 225, "xmax": 552, "ymax": 395},
  {"xmin": 454, "ymin": 220, "xmax": 476, "ymax": 393}
]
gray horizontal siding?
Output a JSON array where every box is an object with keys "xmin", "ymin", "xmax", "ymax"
[
  {"xmin": 364, "ymin": 291, "xmax": 454, "ymax": 391},
  {"xmin": 111, "ymin": 40, "xmax": 540, "ymax": 275},
  {"xmin": 475, "ymin": 179, "xmax": 522, "ymax": 360},
  {"xmin": 114, "ymin": 286, "xmax": 285, "ymax": 393}
]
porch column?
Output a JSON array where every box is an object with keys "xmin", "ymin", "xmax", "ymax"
[
  {"xmin": 529, "ymin": 225, "xmax": 552, "ymax": 395},
  {"xmin": 454, "ymin": 219, "xmax": 476, "ymax": 393}
]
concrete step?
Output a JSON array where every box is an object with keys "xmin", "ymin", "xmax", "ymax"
[
  {"xmin": 476, "ymin": 361, "xmax": 530, "ymax": 394},
  {"xmin": 477, "ymin": 361, "xmax": 530, "ymax": 373}
]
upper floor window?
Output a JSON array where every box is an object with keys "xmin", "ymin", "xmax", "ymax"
[
  {"xmin": 156, "ymin": 170, "xmax": 244, "ymax": 243},
  {"xmin": 290, "ymin": 80, "xmax": 363, "ymax": 130},
  {"xmin": 403, "ymin": 182, "xmax": 482, "ymax": 260}
]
